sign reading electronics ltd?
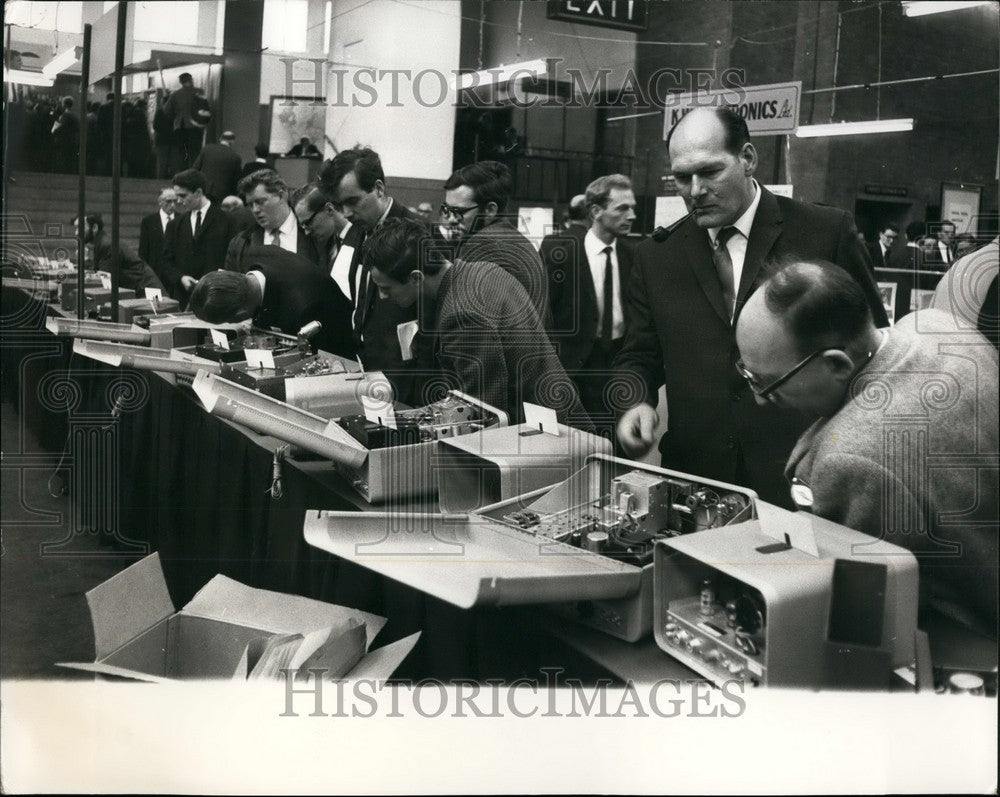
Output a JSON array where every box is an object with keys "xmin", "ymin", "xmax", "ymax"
[{"xmin": 663, "ymin": 81, "xmax": 802, "ymax": 137}]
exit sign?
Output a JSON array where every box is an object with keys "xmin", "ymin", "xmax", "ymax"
[{"xmin": 546, "ymin": 0, "xmax": 648, "ymax": 32}]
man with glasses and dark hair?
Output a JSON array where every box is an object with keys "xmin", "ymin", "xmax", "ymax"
[
  {"xmin": 319, "ymin": 146, "xmax": 425, "ymax": 401},
  {"xmin": 614, "ymin": 106, "xmax": 886, "ymax": 507},
  {"xmin": 736, "ymin": 259, "xmax": 998, "ymax": 635},
  {"xmin": 224, "ymin": 169, "xmax": 322, "ymax": 273},
  {"xmin": 442, "ymin": 160, "xmax": 551, "ymax": 328}
]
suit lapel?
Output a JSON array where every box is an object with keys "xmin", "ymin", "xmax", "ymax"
[
  {"xmin": 683, "ymin": 224, "xmax": 730, "ymax": 325},
  {"xmin": 736, "ymin": 188, "xmax": 783, "ymax": 311}
]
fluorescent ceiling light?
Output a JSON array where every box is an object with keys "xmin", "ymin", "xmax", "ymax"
[
  {"xmin": 452, "ymin": 59, "xmax": 548, "ymax": 91},
  {"xmin": 3, "ymin": 68, "xmax": 55, "ymax": 87},
  {"xmin": 42, "ymin": 46, "xmax": 83, "ymax": 78},
  {"xmin": 795, "ymin": 118, "xmax": 914, "ymax": 138},
  {"xmin": 902, "ymin": 1, "xmax": 991, "ymax": 16}
]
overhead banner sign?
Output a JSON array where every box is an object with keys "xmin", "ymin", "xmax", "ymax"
[
  {"xmin": 546, "ymin": 0, "xmax": 648, "ymax": 32},
  {"xmin": 663, "ymin": 81, "xmax": 801, "ymax": 138}
]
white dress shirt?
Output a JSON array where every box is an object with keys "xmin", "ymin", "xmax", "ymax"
[
  {"xmin": 189, "ymin": 200, "xmax": 211, "ymax": 236},
  {"xmin": 267, "ymin": 208, "xmax": 299, "ymax": 254},
  {"xmin": 159, "ymin": 209, "xmax": 173, "ymax": 232},
  {"xmin": 707, "ymin": 180, "xmax": 763, "ymax": 298},
  {"xmin": 584, "ymin": 229, "xmax": 625, "ymax": 341}
]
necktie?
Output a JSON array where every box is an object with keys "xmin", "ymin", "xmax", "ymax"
[
  {"xmin": 601, "ymin": 246, "xmax": 614, "ymax": 345},
  {"xmin": 713, "ymin": 226, "xmax": 739, "ymax": 318},
  {"xmin": 269, "ymin": 230, "xmax": 281, "ymax": 247},
  {"xmin": 194, "ymin": 209, "xmax": 202, "ymax": 236}
]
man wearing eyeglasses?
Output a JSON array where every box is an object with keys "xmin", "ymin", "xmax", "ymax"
[
  {"xmin": 614, "ymin": 107, "xmax": 887, "ymax": 508},
  {"xmin": 442, "ymin": 161, "xmax": 552, "ymax": 328},
  {"xmin": 736, "ymin": 260, "xmax": 998, "ymax": 635},
  {"xmin": 224, "ymin": 169, "xmax": 323, "ymax": 274}
]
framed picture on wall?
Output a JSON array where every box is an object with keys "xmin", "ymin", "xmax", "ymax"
[
  {"xmin": 941, "ymin": 183, "xmax": 981, "ymax": 236},
  {"xmin": 267, "ymin": 96, "xmax": 327, "ymax": 157}
]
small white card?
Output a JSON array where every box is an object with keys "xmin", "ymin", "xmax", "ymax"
[
  {"xmin": 244, "ymin": 348, "xmax": 275, "ymax": 369},
  {"xmin": 361, "ymin": 394, "xmax": 397, "ymax": 429},
  {"xmin": 209, "ymin": 329, "xmax": 230, "ymax": 350},
  {"xmin": 146, "ymin": 287, "xmax": 163, "ymax": 301},
  {"xmin": 98, "ymin": 274, "xmax": 112, "ymax": 289},
  {"xmin": 523, "ymin": 402, "xmax": 560, "ymax": 435},
  {"xmin": 396, "ymin": 320, "xmax": 419, "ymax": 361}
]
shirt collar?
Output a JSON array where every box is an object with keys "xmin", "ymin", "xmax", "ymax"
[
  {"xmin": 584, "ymin": 228, "xmax": 615, "ymax": 258},
  {"xmin": 275, "ymin": 206, "xmax": 298, "ymax": 238},
  {"xmin": 339, "ymin": 220, "xmax": 353, "ymax": 241},
  {"xmin": 376, "ymin": 197, "xmax": 394, "ymax": 228},
  {"xmin": 708, "ymin": 180, "xmax": 761, "ymax": 245},
  {"xmin": 248, "ymin": 269, "xmax": 265, "ymax": 298}
]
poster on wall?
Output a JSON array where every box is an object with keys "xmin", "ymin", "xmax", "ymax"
[
  {"xmin": 268, "ymin": 97, "xmax": 327, "ymax": 156},
  {"xmin": 941, "ymin": 183, "xmax": 981, "ymax": 236}
]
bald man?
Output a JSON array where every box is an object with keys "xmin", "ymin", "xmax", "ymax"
[
  {"xmin": 736, "ymin": 260, "xmax": 998, "ymax": 634},
  {"xmin": 613, "ymin": 106, "xmax": 886, "ymax": 507}
]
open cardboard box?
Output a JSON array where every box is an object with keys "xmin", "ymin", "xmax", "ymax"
[{"xmin": 58, "ymin": 553, "xmax": 419, "ymax": 682}]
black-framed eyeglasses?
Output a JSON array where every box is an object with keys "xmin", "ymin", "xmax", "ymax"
[
  {"xmin": 298, "ymin": 209, "xmax": 320, "ymax": 230},
  {"xmin": 440, "ymin": 202, "xmax": 479, "ymax": 219},
  {"xmin": 736, "ymin": 346, "xmax": 847, "ymax": 402}
]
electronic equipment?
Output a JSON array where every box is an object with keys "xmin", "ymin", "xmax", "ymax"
[
  {"xmin": 435, "ymin": 424, "xmax": 613, "ymax": 513},
  {"xmin": 303, "ymin": 454, "xmax": 755, "ymax": 639},
  {"xmin": 60, "ymin": 286, "xmax": 138, "ymax": 314},
  {"xmin": 653, "ymin": 507, "xmax": 919, "ymax": 689},
  {"xmin": 72, "ymin": 339, "xmax": 223, "ymax": 378},
  {"xmin": 108, "ymin": 296, "xmax": 181, "ymax": 324},
  {"xmin": 57, "ymin": 274, "xmax": 103, "ymax": 308}
]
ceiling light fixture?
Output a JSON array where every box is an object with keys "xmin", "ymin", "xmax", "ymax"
[
  {"xmin": 795, "ymin": 118, "xmax": 914, "ymax": 137},
  {"xmin": 902, "ymin": 1, "xmax": 991, "ymax": 17}
]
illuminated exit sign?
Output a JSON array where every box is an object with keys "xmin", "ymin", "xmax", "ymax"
[{"xmin": 546, "ymin": 0, "xmax": 648, "ymax": 32}]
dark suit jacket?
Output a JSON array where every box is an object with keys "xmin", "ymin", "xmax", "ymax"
[
  {"xmin": 193, "ymin": 143, "xmax": 242, "ymax": 201},
  {"xmin": 245, "ymin": 247, "xmax": 355, "ymax": 358},
  {"xmin": 867, "ymin": 242, "xmax": 891, "ymax": 270},
  {"xmin": 456, "ymin": 217, "xmax": 552, "ymax": 328},
  {"xmin": 223, "ymin": 215, "xmax": 323, "ymax": 274},
  {"xmin": 614, "ymin": 187, "xmax": 887, "ymax": 508},
  {"xmin": 91, "ymin": 231, "xmax": 164, "ymax": 293},
  {"xmin": 347, "ymin": 201, "xmax": 428, "ymax": 403},
  {"xmin": 162, "ymin": 204, "xmax": 241, "ymax": 300},
  {"xmin": 427, "ymin": 259, "xmax": 588, "ymax": 427},
  {"xmin": 163, "ymin": 84, "xmax": 198, "ymax": 129},
  {"xmin": 138, "ymin": 212, "xmax": 170, "ymax": 279},
  {"xmin": 543, "ymin": 225, "xmax": 634, "ymax": 370}
]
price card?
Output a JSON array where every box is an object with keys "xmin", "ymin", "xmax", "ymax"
[
  {"xmin": 244, "ymin": 349, "xmax": 275, "ymax": 369},
  {"xmin": 99, "ymin": 274, "xmax": 112, "ymax": 290},
  {"xmin": 523, "ymin": 402, "xmax": 560, "ymax": 436},
  {"xmin": 146, "ymin": 287, "xmax": 162, "ymax": 301},
  {"xmin": 209, "ymin": 329, "xmax": 230, "ymax": 350}
]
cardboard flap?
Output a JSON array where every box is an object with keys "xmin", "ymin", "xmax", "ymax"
[
  {"xmin": 73, "ymin": 339, "xmax": 123, "ymax": 366},
  {"xmin": 346, "ymin": 632, "xmax": 422, "ymax": 681},
  {"xmin": 85, "ymin": 553, "xmax": 175, "ymax": 660},
  {"xmin": 180, "ymin": 574, "xmax": 386, "ymax": 648},
  {"xmin": 303, "ymin": 511, "xmax": 641, "ymax": 609},
  {"xmin": 55, "ymin": 661, "xmax": 172, "ymax": 683},
  {"xmin": 191, "ymin": 370, "xmax": 219, "ymax": 412}
]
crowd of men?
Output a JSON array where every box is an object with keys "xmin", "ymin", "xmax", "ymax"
[{"xmin": 113, "ymin": 106, "xmax": 997, "ymax": 635}]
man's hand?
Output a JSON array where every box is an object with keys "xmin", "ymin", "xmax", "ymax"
[
  {"xmin": 181, "ymin": 275, "xmax": 197, "ymax": 291},
  {"xmin": 617, "ymin": 404, "xmax": 659, "ymax": 457}
]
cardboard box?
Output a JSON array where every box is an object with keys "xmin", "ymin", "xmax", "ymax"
[{"xmin": 59, "ymin": 553, "xmax": 419, "ymax": 681}]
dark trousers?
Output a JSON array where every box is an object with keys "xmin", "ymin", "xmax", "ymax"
[
  {"xmin": 174, "ymin": 127, "xmax": 204, "ymax": 170},
  {"xmin": 571, "ymin": 337, "xmax": 624, "ymax": 445}
]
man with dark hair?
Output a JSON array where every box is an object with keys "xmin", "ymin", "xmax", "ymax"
[
  {"xmin": 162, "ymin": 168, "xmax": 241, "ymax": 306},
  {"xmin": 163, "ymin": 72, "xmax": 203, "ymax": 169},
  {"xmin": 736, "ymin": 260, "xmax": 998, "ymax": 635},
  {"xmin": 50, "ymin": 96, "xmax": 79, "ymax": 173},
  {"xmin": 889, "ymin": 220, "xmax": 928, "ymax": 269},
  {"xmin": 294, "ymin": 187, "xmax": 352, "ymax": 273},
  {"xmin": 614, "ymin": 106, "xmax": 887, "ymax": 508},
  {"xmin": 240, "ymin": 143, "xmax": 272, "ymax": 179},
  {"xmin": 189, "ymin": 251, "xmax": 355, "ymax": 358},
  {"xmin": 319, "ymin": 146, "xmax": 423, "ymax": 400},
  {"xmin": 868, "ymin": 222, "xmax": 898, "ymax": 269},
  {"xmin": 927, "ymin": 220, "xmax": 958, "ymax": 269},
  {"xmin": 138, "ymin": 187, "xmax": 177, "ymax": 282},
  {"xmin": 193, "ymin": 130, "xmax": 242, "ymax": 202},
  {"xmin": 366, "ymin": 218, "xmax": 587, "ymax": 425},
  {"xmin": 564, "ymin": 194, "xmax": 589, "ymax": 230},
  {"xmin": 286, "ymin": 136, "xmax": 321, "ymax": 158},
  {"xmin": 224, "ymin": 169, "xmax": 321, "ymax": 272},
  {"xmin": 73, "ymin": 214, "xmax": 164, "ymax": 294},
  {"xmin": 543, "ymin": 174, "xmax": 637, "ymax": 433},
  {"xmin": 442, "ymin": 160, "xmax": 551, "ymax": 327}
]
